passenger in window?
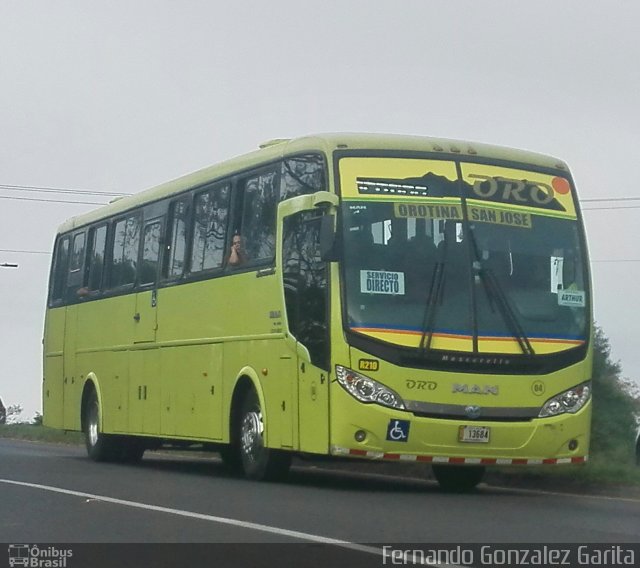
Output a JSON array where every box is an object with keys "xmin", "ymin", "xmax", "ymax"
[
  {"xmin": 226, "ymin": 233, "xmax": 248, "ymax": 267},
  {"xmin": 76, "ymin": 287, "xmax": 90, "ymax": 298}
]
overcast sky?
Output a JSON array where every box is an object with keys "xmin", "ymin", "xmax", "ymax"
[{"xmin": 1, "ymin": 1, "xmax": 639, "ymax": 419}]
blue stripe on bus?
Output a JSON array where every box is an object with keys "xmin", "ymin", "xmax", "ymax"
[{"xmin": 350, "ymin": 322, "xmax": 586, "ymax": 342}]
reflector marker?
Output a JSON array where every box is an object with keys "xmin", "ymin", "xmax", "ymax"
[{"xmin": 331, "ymin": 446, "xmax": 587, "ymax": 465}]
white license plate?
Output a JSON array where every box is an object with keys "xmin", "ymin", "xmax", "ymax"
[{"xmin": 459, "ymin": 425, "xmax": 490, "ymax": 443}]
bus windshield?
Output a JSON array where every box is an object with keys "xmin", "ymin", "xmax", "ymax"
[{"xmin": 339, "ymin": 157, "xmax": 588, "ymax": 356}]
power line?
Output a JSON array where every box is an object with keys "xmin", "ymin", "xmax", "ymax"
[
  {"xmin": 3, "ymin": 182, "xmax": 640, "ymax": 209},
  {"xmin": 591, "ymin": 259, "xmax": 640, "ymax": 263},
  {"xmin": 0, "ymin": 195, "xmax": 107, "ymax": 206},
  {"xmin": 580, "ymin": 197, "xmax": 640, "ymax": 203},
  {"xmin": 582, "ymin": 205, "xmax": 640, "ymax": 211},
  {"xmin": 1, "ymin": 181, "xmax": 638, "ymax": 202},
  {"xmin": 0, "ymin": 249, "xmax": 50, "ymax": 255},
  {"xmin": 2, "ymin": 247, "xmax": 640, "ymax": 265},
  {"xmin": 0, "ymin": 183, "xmax": 130, "ymax": 197}
]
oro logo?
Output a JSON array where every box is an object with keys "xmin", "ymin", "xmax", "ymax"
[
  {"xmin": 531, "ymin": 381, "xmax": 546, "ymax": 396},
  {"xmin": 469, "ymin": 174, "xmax": 560, "ymax": 207},
  {"xmin": 406, "ymin": 379, "xmax": 437, "ymax": 391}
]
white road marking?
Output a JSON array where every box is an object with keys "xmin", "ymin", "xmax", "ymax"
[
  {"xmin": 487, "ymin": 483, "xmax": 640, "ymax": 504},
  {"xmin": 0, "ymin": 477, "xmax": 370, "ymax": 547},
  {"xmin": 0, "ymin": 478, "xmax": 461, "ymax": 567}
]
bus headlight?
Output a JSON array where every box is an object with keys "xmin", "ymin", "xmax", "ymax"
[
  {"xmin": 538, "ymin": 382, "xmax": 591, "ymax": 418},
  {"xmin": 335, "ymin": 365, "xmax": 405, "ymax": 410}
]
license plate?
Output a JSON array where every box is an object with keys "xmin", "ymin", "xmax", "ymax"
[{"xmin": 459, "ymin": 425, "xmax": 490, "ymax": 443}]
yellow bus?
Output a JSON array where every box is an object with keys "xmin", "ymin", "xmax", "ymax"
[{"xmin": 43, "ymin": 133, "xmax": 592, "ymax": 490}]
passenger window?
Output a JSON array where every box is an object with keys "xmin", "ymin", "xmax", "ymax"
[
  {"xmin": 109, "ymin": 214, "xmax": 140, "ymax": 288},
  {"xmin": 69, "ymin": 233, "xmax": 86, "ymax": 273},
  {"xmin": 87, "ymin": 225, "xmax": 107, "ymax": 291},
  {"xmin": 50, "ymin": 237, "xmax": 70, "ymax": 303},
  {"xmin": 240, "ymin": 169, "xmax": 279, "ymax": 265},
  {"xmin": 67, "ymin": 232, "xmax": 87, "ymax": 301},
  {"xmin": 191, "ymin": 184, "xmax": 230, "ymax": 272},
  {"xmin": 166, "ymin": 198, "xmax": 190, "ymax": 278},
  {"xmin": 280, "ymin": 154, "xmax": 326, "ymax": 200},
  {"xmin": 140, "ymin": 221, "xmax": 162, "ymax": 285}
]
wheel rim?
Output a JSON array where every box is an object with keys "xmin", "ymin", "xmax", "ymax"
[
  {"xmin": 88, "ymin": 404, "xmax": 99, "ymax": 447},
  {"xmin": 241, "ymin": 409, "xmax": 264, "ymax": 464}
]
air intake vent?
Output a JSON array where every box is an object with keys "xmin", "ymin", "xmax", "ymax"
[{"xmin": 259, "ymin": 138, "xmax": 290, "ymax": 149}]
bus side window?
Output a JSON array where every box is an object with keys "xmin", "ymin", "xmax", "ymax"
[
  {"xmin": 67, "ymin": 232, "xmax": 86, "ymax": 301},
  {"xmin": 280, "ymin": 154, "xmax": 326, "ymax": 200},
  {"xmin": 50, "ymin": 236, "xmax": 70, "ymax": 305},
  {"xmin": 164, "ymin": 198, "xmax": 190, "ymax": 279},
  {"xmin": 239, "ymin": 168, "xmax": 279, "ymax": 265},
  {"xmin": 109, "ymin": 214, "xmax": 141, "ymax": 288},
  {"xmin": 191, "ymin": 184, "xmax": 230, "ymax": 272},
  {"xmin": 282, "ymin": 211, "xmax": 329, "ymax": 370},
  {"xmin": 86, "ymin": 225, "xmax": 107, "ymax": 292},
  {"xmin": 140, "ymin": 220, "xmax": 162, "ymax": 285}
]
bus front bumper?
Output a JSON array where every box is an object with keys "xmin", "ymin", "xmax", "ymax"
[{"xmin": 329, "ymin": 400, "xmax": 591, "ymax": 465}]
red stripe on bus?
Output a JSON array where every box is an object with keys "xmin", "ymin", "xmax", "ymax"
[
  {"xmin": 416, "ymin": 455, "xmax": 433, "ymax": 463},
  {"xmin": 349, "ymin": 449, "xmax": 368, "ymax": 457}
]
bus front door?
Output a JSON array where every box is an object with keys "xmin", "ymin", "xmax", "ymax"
[{"xmin": 282, "ymin": 210, "xmax": 330, "ymax": 455}]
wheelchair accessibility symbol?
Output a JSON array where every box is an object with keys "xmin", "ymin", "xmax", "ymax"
[{"xmin": 386, "ymin": 419, "xmax": 410, "ymax": 442}]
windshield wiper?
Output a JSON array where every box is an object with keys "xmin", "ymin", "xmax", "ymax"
[
  {"xmin": 418, "ymin": 243, "xmax": 448, "ymax": 353},
  {"xmin": 475, "ymin": 262, "xmax": 535, "ymax": 356}
]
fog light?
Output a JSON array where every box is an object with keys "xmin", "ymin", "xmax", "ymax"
[
  {"xmin": 568, "ymin": 439, "xmax": 579, "ymax": 451},
  {"xmin": 354, "ymin": 430, "xmax": 367, "ymax": 443}
]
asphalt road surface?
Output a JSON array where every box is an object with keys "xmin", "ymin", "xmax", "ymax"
[{"xmin": 1, "ymin": 438, "xmax": 639, "ymax": 567}]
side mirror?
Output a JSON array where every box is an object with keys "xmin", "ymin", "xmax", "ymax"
[{"xmin": 319, "ymin": 214, "xmax": 340, "ymax": 262}]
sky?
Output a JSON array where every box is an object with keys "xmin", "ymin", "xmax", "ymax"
[{"xmin": 1, "ymin": 1, "xmax": 639, "ymax": 420}]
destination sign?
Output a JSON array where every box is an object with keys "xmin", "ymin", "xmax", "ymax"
[
  {"xmin": 394, "ymin": 203, "xmax": 462, "ymax": 220},
  {"xmin": 393, "ymin": 202, "xmax": 532, "ymax": 229},
  {"xmin": 468, "ymin": 205, "xmax": 532, "ymax": 229}
]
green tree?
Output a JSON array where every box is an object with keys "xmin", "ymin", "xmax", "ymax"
[{"xmin": 590, "ymin": 325, "xmax": 639, "ymax": 464}]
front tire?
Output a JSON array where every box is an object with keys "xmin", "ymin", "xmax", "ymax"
[
  {"xmin": 237, "ymin": 390, "xmax": 291, "ymax": 481},
  {"xmin": 432, "ymin": 465, "xmax": 485, "ymax": 492},
  {"xmin": 84, "ymin": 390, "xmax": 118, "ymax": 462}
]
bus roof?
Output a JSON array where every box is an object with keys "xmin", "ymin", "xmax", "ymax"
[{"xmin": 56, "ymin": 132, "xmax": 569, "ymax": 234}]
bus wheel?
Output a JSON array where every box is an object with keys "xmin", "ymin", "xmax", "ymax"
[
  {"xmin": 238, "ymin": 390, "xmax": 291, "ymax": 481},
  {"xmin": 84, "ymin": 390, "xmax": 117, "ymax": 462},
  {"xmin": 432, "ymin": 465, "xmax": 485, "ymax": 492}
]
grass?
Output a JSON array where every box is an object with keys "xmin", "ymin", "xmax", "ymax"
[
  {"xmin": 488, "ymin": 458, "xmax": 640, "ymax": 494},
  {"xmin": 0, "ymin": 423, "xmax": 83, "ymax": 444}
]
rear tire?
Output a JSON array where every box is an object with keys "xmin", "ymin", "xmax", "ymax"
[
  {"xmin": 432, "ymin": 465, "xmax": 485, "ymax": 492},
  {"xmin": 237, "ymin": 389, "xmax": 291, "ymax": 481}
]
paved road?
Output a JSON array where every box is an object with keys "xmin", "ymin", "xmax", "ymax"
[{"xmin": 1, "ymin": 439, "xmax": 639, "ymax": 566}]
